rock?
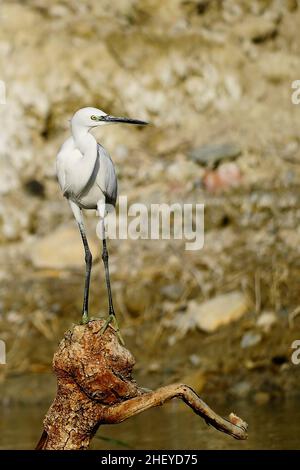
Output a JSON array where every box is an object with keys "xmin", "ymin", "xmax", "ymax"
[
  {"xmin": 147, "ymin": 362, "xmax": 160, "ymax": 373},
  {"xmin": 189, "ymin": 291, "xmax": 249, "ymax": 333},
  {"xmin": 0, "ymin": 160, "xmax": 19, "ymax": 196},
  {"xmin": 279, "ymin": 229, "xmax": 300, "ymax": 251},
  {"xmin": 259, "ymin": 52, "xmax": 300, "ymax": 83},
  {"xmin": 0, "ymin": 201, "xmax": 31, "ymax": 242},
  {"xmin": 230, "ymin": 381, "xmax": 251, "ymax": 399},
  {"xmin": 188, "ymin": 143, "xmax": 241, "ymax": 168},
  {"xmin": 256, "ymin": 312, "xmax": 277, "ymax": 332},
  {"xmin": 234, "ymin": 16, "xmax": 277, "ymax": 43},
  {"xmin": 240, "ymin": 331, "xmax": 262, "ymax": 349},
  {"xmin": 224, "ymin": 74, "xmax": 242, "ymax": 101},
  {"xmin": 160, "ymin": 283, "xmax": 184, "ymax": 302},
  {"xmin": 256, "ymin": 193, "xmax": 275, "ymax": 209},
  {"xmin": 6, "ymin": 311, "xmax": 22, "ymax": 324},
  {"xmin": 166, "ymin": 159, "xmax": 202, "ymax": 182},
  {"xmin": 189, "ymin": 354, "xmax": 201, "ymax": 366},
  {"xmin": 184, "ymin": 75, "xmax": 217, "ymax": 112},
  {"xmin": 204, "ymin": 162, "xmax": 242, "ymax": 192},
  {"xmin": 166, "ymin": 310, "xmax": 197, "ymax": 339},
  {"xmin": 29, "ymin": 223, "xmax": 99, "ymax": 270}
]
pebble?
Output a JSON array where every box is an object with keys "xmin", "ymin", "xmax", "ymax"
[
  {"xmin": 204, "ymin": 162, "xmax": 242, "ymax": 192},
  {"xmin": 189, "ymin": 354, "xmax": 201, "ymax": 367},
  {"xmin": 160, "ymin": 283, "xmax": 184, "ymax": 302},
  {"xmin": 256, "ymin": 312, "xmax": 277, "ymax": 332},
  {"xmin": 230, "ymin": 381, "xmax": 251, "ymax": 398},
  {"xmin": 188, "ymin": 291, "xmax": 249, "ymax": 333},
  {"xmin": 188, "ymin": 143, "xmax": 241, "ymax": 168},
  {"xmin": 241, "ymin": 331, "xmax": 262, "ymax": 349},
  {"xmin": 29, "ymin": 223, "xmax": 99, "ymax": 270}
]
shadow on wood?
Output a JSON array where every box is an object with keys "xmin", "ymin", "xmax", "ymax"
[{"xmin": 36, "ymin": 320, "xmax": 248, "ymax": 450}]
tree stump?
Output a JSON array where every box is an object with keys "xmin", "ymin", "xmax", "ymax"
[{"xmin": 36, "ymin": 320, "xmax": 248, "ymax": 450}]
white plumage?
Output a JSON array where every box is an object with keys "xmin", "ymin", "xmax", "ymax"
[
  {"xmin": 56, "ymin": 106, "xmax": 148, "ymax": 333},
  {"xmin": 57, "ymin": 139, "xmax": 117, "ymax": 209}
]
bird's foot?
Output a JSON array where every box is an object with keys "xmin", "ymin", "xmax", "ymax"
[
  {"xmin": 100, "ymin": 313, "xmax": 125, "ymax": 345},
  {"xmin": 80, "ymin": 311, "xmax": 89, "ymax": 325}
]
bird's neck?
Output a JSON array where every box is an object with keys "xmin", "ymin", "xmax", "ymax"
[
  {"xmin": 71, "ymin": 124, "xmax": 96, "ymax": 155},
  {"xmin": 69, "ymin": 123, "xmax": 98, "ymax": 195}
]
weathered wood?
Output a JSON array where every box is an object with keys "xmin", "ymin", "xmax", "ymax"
[{"xmin": 36, "ymin": 320, "xmax": 248, "ymax": 450}]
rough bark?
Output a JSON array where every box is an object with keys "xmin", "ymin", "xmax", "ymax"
[{"xmin": 36, "ymin": 320, "xmax": 248, "ymax": 450}]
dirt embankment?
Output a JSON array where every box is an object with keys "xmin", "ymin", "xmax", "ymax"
[{"xmin": 1, "ymin": 0, "xmax": 300, "ymax": 402}]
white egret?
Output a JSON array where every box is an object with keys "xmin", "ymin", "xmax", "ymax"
[{"xmin": 56, "ymin": 107, "xmax": 148, "ymax": 337}]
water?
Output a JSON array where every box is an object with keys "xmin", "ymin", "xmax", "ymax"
[{"xmin": 0, "ymin": 399, "xmax": 299, "ymax": 450}]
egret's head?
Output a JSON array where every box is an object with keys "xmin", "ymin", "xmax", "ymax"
[{"xmin": 71, "ymin": 107, "xmax": 148, "ymax": 129}]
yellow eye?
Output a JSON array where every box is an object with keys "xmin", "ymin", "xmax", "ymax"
[{"xmin": 91, "ymin": 115, "xmax": 97, "ymax": 120}]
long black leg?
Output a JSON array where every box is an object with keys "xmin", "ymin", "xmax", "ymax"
[
  {"xmin": 78, "ymin": 222, "xmax": 92, "ymax": 323},
  {"xmin": 102, "ymin": 235, "xmax": 115, "ymax": 317},
  {"xmin": 99, "ymin": 220, "xmax": 124, "ymax": 343}
]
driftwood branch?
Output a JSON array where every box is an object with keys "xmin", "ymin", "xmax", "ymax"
[{"xmin": 36, "ymin": 320, "xmax": 247, "ymax": 450}]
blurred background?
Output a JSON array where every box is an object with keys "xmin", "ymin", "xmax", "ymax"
[{"xmin": 1, "ymin": 0, "xmax": 300, "ymax": 450}]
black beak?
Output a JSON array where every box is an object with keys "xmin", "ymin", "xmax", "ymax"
[{"xmin": 103, "ymin": 115, "xmax": 148, "ymax": 126}]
